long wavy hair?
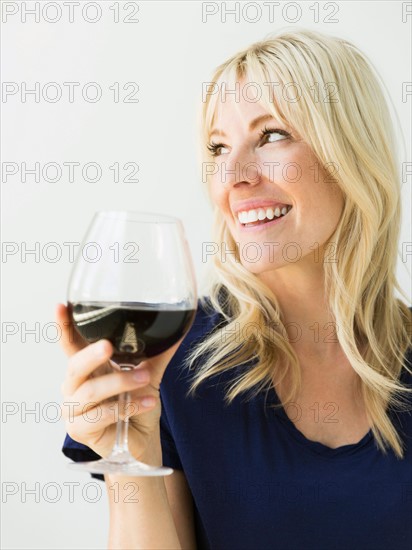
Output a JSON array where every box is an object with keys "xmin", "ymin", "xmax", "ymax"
[{"xmin": 186, "ymin": 28, "xmax": 412, "ymax": 459}]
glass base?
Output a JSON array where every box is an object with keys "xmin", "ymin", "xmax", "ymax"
[{"xmin": 68, "ymin": 455, "xmax": 173, "ymax": 477}]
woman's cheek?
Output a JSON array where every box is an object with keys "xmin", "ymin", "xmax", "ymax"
[
  {"xmin": 208, "ymin": 178, "xmax": 221, "ymax": 205},
  {"xmin": 259, "ymin": 149, "xmax": 291, "ymax": 183}
]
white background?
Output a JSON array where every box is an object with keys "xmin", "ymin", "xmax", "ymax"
[{"xmin": 1, "ymin": 1, "xmax": 411, "ymax": 549}]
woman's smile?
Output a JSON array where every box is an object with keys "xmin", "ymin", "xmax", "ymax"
[{"xmin": 235, "ymin": 204, "xmax": 293, "ymax": 231}]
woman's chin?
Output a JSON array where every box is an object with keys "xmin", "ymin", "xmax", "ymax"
[{"xmin": 239, "ymin": 257, "xmax": 284, "ymax": 274}]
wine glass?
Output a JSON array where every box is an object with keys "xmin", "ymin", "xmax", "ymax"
[{"xmin": 66, "ymin": 211, "xmax": 197, "ymax": 476}]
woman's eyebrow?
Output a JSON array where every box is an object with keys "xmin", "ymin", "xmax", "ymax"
[
  {"xmin": 209, "ymin": 114, "xmax": 278, "ymax": 140},
  {"xmin": 248, "ymin": 114, "xmax": 276, "ymax": 131}
]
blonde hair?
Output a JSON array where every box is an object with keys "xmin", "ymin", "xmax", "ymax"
[{"xmin": 186, "ymin": 28, "xmax": 412, "ymax": 459}]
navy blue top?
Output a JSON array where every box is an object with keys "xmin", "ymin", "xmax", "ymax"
[{"xmin": 63, "ymin": 299, "xmax": 412, "ymax": 550}]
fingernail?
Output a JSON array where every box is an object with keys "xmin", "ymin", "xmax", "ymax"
[
  {"xmin": 96, "ymin": 341, "xmax": 108, "ymax": 356},
  {"xmin": 133, "ymin": 370, "xmax": 149, "ymax": 382}
]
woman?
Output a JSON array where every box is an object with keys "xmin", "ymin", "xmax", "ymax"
[{"xmin": 58, "ymin": 28, "xmax": 412, "ymax": 549}]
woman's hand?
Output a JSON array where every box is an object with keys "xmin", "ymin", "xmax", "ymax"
[{"xmin": 56, "ymin": 303, "xmax": 183, "ymax": 461}]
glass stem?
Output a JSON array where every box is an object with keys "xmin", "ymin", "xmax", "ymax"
[{"xmin": 110, "ymin": 366, "xmax": 133, "ymax": 458}]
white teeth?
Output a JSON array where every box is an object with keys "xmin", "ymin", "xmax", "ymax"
[
  {"xmin": 257, "ymin": 208, "xmax": 266, "ymax": 221},
  {"xmin": 236, "ymin": 205, "xmax": 291, "ymax": 225},
  {"xmin": 247, "ymin": 209, "xmax": 257, "ymax": 223},
  {"xmin": 239, "ymin": 211, "xmax": 248, "ymax": 224}
]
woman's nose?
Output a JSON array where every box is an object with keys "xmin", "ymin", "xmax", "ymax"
[{"xmin": 220, "ymin": 145, "xmax": 262, "ymax": 188}]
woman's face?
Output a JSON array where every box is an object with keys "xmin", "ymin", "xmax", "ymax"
[{"xmin": 207, "ymin": 80, "xmax": 345, "ymax": 274}]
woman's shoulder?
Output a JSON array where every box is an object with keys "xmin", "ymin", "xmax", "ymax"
[
  {"xmin": 184, "ymin": 294, "xmax": 227, "ymax": 344},
  {"xmin": 160, "ymin": 294, "xmax": 227, "ymax": 387}
]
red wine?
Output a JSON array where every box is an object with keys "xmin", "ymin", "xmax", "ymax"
[{"xmin": 68, "ymin": 301, "xmax": 196, "ymax": 366}]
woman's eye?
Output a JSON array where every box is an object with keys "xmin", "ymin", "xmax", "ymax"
[
  {"xmin": 206, "ymin": 142, "xmax": 229, "ymax": 157},
  {"xmin": 206, "ymin": 128, "xmax": 290, "ymax": 157},
  {"xmin": 259, "ymin": 128, "xmax": 290, "ymax": 144}
]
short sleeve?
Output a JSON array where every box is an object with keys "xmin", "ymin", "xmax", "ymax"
[
  {"xmin": 159, "ymin": 390, "xmax": 184, "ymax": 470},
  {"xmin": 62, "ymin": 434, "xmax": 104, "ymax": 481}
]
